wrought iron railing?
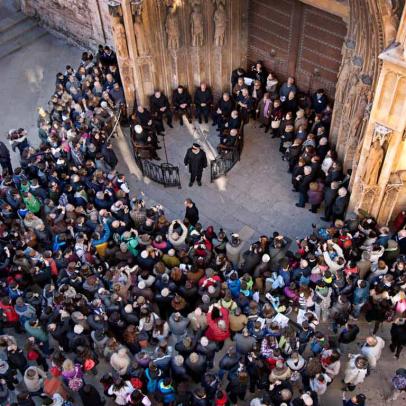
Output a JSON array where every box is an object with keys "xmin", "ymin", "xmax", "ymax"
[
  {"xmin": 129, "ymin": 126, "xmax": 181, "ymax": 188},
  {"xmin": 210, "ymin": 123, "xmax": 244, "ymax": 182}
]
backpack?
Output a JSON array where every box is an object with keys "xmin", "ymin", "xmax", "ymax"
[
  {"xmin": 392, "ymin": 374, "xmax": 406, "ymax": 390},
  {"xmin": 68, "ymin": 368, "xmax": 83, "ymax": 391}
]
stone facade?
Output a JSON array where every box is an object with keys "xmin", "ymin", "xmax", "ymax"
[
  {"xmin": 20, "ymin": 0, "xmax": 406, "ymax": 224},
  {"xmin": 21, "ymin": 0, "xmax": 113, "ymax": 49}
]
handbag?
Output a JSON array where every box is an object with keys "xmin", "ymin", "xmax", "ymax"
[
  {"xmin": 83, "ymin": 359, "xmax": 96, "ymax": 371},
  {"xmin": 271, "ymin": 120, "xmax": 281, "ymax": 129}
]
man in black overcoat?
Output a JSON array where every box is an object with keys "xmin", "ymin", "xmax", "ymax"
[{"xmin": 184, "ymin": 143, "xmax": 207, "ymax": 187}]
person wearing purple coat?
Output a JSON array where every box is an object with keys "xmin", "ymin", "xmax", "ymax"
[{"xmin": 307, "ymin": 181, "xmax": 324, "ymax": 213}]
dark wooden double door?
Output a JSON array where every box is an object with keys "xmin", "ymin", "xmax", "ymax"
[{"xmin": 248, "ymin": 0, "xmax": 347, "ymax": 98}]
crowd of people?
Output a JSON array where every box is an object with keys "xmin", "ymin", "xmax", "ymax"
[
  {"xmin": 130, "ymin": 60, "xmax": 349, "ymax": 220},
  {"xmin": 0, "ymin": 49, "xmax": 404, "ymax": 406}
]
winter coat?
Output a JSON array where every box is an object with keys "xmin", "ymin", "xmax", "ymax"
[
  {"xmin": 391, "ymin": 322, "xmax": 406, "ymax": 345},
  {"xmin": 361, "ymin": 336, "xmax": 385, "ymax": 368},
  {"xmin": 344, "ymin": 356, "xmax": 368, "ymax": 385},
  {"xmin": 338, "ymin": 325, "xmax": 359, "ymax": 344},
  {"xmin": 110, "ymin": 349, "xmax": 131, "ymax": 375},
  {"xmin": 205, "ymin": 308, "xmax": 230, "ymax": 342},
  {"xmin": 24, "ymin": 366, "xmax": 46, "ymax": 393}
]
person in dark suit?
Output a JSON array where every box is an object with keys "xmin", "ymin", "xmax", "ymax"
[
  {"xmin": 0, "ymin": 141, "xmax": 12, "ymax": 175},
  {"xmin": 184, "ymin": 198, "xmax": 199, "ymax": 226},
  {"xmin": 332, "ymin": 187, "xmax": 349, "ymax": 221},
  {"xmin": 150, "ymin": 90, "xmax": 173, "ymax": 133},
  {"xmin": 212, "ymin": 92, "xmax": 234, "ymax": 131},
  {"xmin": 194, "ymin": 83, "xmax": 213, "ymax": 124},
  {"xmin": 221, "ymin": 110, "xmax": 241, "ymax": 137},
  {"xmin": 231, "ymin": 67, "xmax": 246, "ymax": 89},
  {"xmin": 311, "ymin": 89, "xmax": 328, "ymax": 114},
  {"xmin": 321, "ymin": 181, "xmax": 339, "ymax": 222},
  {"xmin": 296, "ymin": 166, "xmax": 313, "ymax": 208},
  {"xmin": 236, "ymin": 88, "xmax": 253, "ymax": 124},
  {"xmin": 173, "ymin": 86, "xmax": 192, "ymax": 126},
  {"xmin": 184, "ymin": 143, "xmax": 207, "ymax": 187}
]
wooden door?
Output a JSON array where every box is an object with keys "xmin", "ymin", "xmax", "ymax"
[{"xmin": 248, "ymin": 0, "xmax": 347, "ymax": 98}]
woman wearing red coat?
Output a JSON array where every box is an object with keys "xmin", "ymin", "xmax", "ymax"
[{"xmin": 205, "ymin": 305, "xmax": 230, "ymax": 348}]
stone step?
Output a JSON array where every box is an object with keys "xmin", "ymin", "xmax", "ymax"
[
  {"xmin": 0, "ymin": 11, "xmax": 29, "ymax": 33},
  {"xmin": 0, "ymin": 25, "xmax": 47, "ymax": 59},
  {"xmin": 0, "ymin": 18, "xmax": 38, "ymax": 46}
]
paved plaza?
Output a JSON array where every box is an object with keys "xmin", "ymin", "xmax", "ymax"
[{"xmin": 0, "ymin": 18, "xmax": 405, "ymax": 406}]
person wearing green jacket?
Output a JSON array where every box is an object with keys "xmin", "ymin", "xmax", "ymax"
[
  {"xmin": 22, "ymin": 192, "xmax": 41, "ymax": 214},
  {"xmin": 24, "ymin": 319, "xmax": 50, "ymax": 354}
]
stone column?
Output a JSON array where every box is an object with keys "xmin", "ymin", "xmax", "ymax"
[
  {"xmin": 108, "ymin": 1, "xmax": 136, "ymax": 114},
  {"xmin": 348, "ymin": 40, "xmax": 406, "ymax": 223}
]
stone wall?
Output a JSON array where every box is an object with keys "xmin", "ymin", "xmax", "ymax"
[{"xmin": 21, "ymin": 0, "xmax": 113, "ymax": 49}]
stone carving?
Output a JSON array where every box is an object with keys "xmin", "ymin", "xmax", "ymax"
[
  {"xmin": 382, "ymin": 0, "xmax": 400, "ymax": 46},
  {"xmin": 362, "ymin": 139, "xmax": 385, "ymax": 185},
  {"xmin": 214, "ymin": 2, "xmax": 227, "ymax": 47},
  {"xmin": 191, "ymin": 2, "xmax": 204, "ymax": 47},
  {"xmin": 166, "ymin": 6, "xmax": 180, "ymax": 49},
  {"xmin": 132, "ymin": 4, "xmax": 149, "ymax": 56},
  {"xmin": 335, "ymin": 40, "xmax": 355, "ymax": 103},
  {"xmin": 112, "ymin": 15, "xmax": 129, "ymax": 60}
]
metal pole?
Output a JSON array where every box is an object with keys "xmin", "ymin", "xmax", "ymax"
[{"xmin": 161, "ymin": 134, "xmax": 169, "ymax": 163}]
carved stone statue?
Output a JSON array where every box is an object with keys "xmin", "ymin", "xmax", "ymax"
[
  {"xmin": 214, "ymin": 3, "xmax": 226, "ymax": 47},
  {"xmin": 133, "ymin": 10, "xmax": 149, "ymax": 56},
  {"xmin": 191, "ymin": 6, "xmax": 204, "ymax": 46},
  {"xmin": 112, "ymin": 15, "xmax": 129, "ymax": 60},
  {"xmin": 362, "ymin": 139, "xmax": 385, "ymax": 185},
  {"xmin": 166, "ymin": 7, "xmax": 180, "ymax": 49},
  {"xmin": 335, "ymin": 41, "xmax": 353, "ymax": 103},
  {"xmin": 382, "ymin": 0, "xmax": 400, "ymax": 46}
]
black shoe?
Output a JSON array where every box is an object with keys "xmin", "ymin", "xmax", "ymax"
[
  {"xmin": 320, "ymin": 217, "xmax": 330, "ymax": 222},
  {"xmin": 197, "ymin": 181, "xmax": 202, "ymax": 186},
  {"xmin": 259, "ymin": 124, "xmax": 265, "ymax": 128},
  {"xmin": 168, "ymin": 123, "xmax": 173, "ymax": 128},
  {"xmin": 296, "ymin": 203, "xmax": 304, "ymax": 208},
  {"xmin": 212, "ymin": 122, "xmax": 216, "ymax": 126},
  {"xmin": 198, "ymin": 119, "xmax": 202, "ymax": 124},
  {"xmin": 216, "ymin": 128, "xmax": 221, "ymax": 132},
  {"xmin": 188, "ymin": 182, "xmax": 193, "ymax": 187},
  {"xmin": 309, "ymin": 209, "xmax": 317, "ymax": 213},
  {"xmin": 205, "ymin": 119, "xmax": 209, "ymax": 124},
  {"xmin": 180, "ymin": 121, "xmax": 184, "ymax": 126},
  {"xmin": 156, "ymin": 147, "xmax": 162, "ymax": 150},
  {"xmin": 153, "ymin": 156, "xmax": 161, "ymax": 161}
]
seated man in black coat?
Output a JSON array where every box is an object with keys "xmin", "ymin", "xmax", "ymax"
[
  {"xmin": 194, "ymin": 83, "xmax": 213, "ymax": 124},
  {"xmin": 173, "ymin": 85, "xmax": 192, "ymax": 126},
  {"xmin": 150, "ymin": 90, "xmax": 173, "ymax": 132},
  {"xmin": 218, "ymin": 129, "xmax": 238, "ymax": 154},
  {"xmin": 212, "ymin": 92, "xmax": 234, "ymax": 131},
  {"xmin": 221, "ymin": 110, "xmax": 241, "ymax": 137}
]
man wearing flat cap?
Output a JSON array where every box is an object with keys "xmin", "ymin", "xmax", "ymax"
[{"xmin": 184, "ymin": 143, "xmax": 207, "ymax": 187}]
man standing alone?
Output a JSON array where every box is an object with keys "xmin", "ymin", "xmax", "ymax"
[
  {"xmin": 184, "ymin": 199, "xmax": 199, "ymax": 227},
  {"xmin": 0, "ymin": 141, "xmax": 12, "ymax": 175},
  {"xmin": 184, "ymin": 143, "xmax": 207, "ymax": 187}
]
